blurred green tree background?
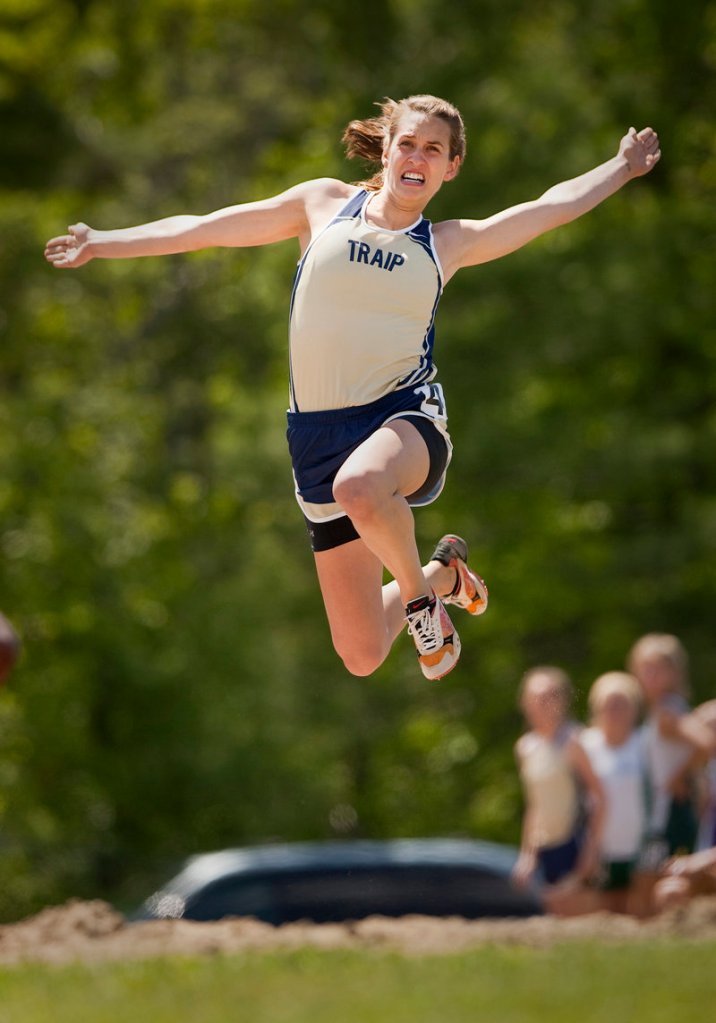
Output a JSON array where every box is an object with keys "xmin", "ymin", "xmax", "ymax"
[{"xmin": 0, "ymin": 0, "xmax": 714, "ymax": 919}]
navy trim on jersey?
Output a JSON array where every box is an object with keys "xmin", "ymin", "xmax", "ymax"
[{"xmin": 397, "ymin": 217, "xmax": 442, "ymax": 389}]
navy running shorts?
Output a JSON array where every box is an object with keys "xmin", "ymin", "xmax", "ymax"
[{"xmin": 286, "ymin": 383, "xmax": 453, "ymax": 552}]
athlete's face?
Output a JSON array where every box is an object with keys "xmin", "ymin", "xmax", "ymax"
[{"xmin": 382, "ymin": 112, "xmax": 460, "ymax": 204}]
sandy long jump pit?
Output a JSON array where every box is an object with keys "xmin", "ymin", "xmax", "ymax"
[{"xmin": 1, "ymin": 897, "xmax": 716, "ymax": 965}]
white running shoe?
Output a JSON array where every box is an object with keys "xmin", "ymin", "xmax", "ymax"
[
  {"xmin": 431, "ymin": 534, "xmax": 488, "ymax": 617},
  {"xmin": 405, "ymin": 592, "xmax": 461, "ymax": 681}
]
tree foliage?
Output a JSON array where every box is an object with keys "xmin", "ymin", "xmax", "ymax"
[{"xmin": 0, "ymin": 0, "xmax": 714, "ymax": 919}]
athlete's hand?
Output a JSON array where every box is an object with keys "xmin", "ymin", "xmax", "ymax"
[
  {"xmin": 618, "ymin": 126, "xmax": 661, "ymax": 177},
  {"xmin": 44, "ymin": 222, "xmax": 94, "ymax": 269}
]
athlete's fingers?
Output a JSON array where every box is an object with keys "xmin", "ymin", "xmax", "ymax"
[
  {"xmin": 44, "ymin": 247, "xmax": 69, "ymax": 263},
  {"xmin": 45, "ymin": 242, "xmax": 71, "ymax": 256},
  {"xmin": 45, "ymin": 241, "xmax": 75, "ymax": 260},
  {"xmin": 44, "ymin": 235, "xmax": 72, "ymax": 249},
  {"xmin": 639, "ymin": 129, "xmax": 660, "ymax": 153}
]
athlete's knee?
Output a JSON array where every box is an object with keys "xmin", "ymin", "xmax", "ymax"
[
  {"xmin": 332, "ymin": 469, "xmax": 386, "ymax": 522},
  {"xmin": 341, "ymin": 652, "xmax": 383, "ymax": 677},
  {"xmin": 333, "ymin": 635, "xmax": 386, "ymax": 677}
]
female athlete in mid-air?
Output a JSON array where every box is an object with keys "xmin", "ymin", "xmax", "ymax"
[{"xmin": 45, "ymin": 95, "xmax": 660, "ymax": 681}]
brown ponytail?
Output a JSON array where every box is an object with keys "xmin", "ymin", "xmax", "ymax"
[{"xmin": 342, "ymin": 95, "xmax": 466, "ymax": 191}]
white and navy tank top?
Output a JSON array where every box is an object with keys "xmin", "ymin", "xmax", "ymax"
[{"xmin": 288, "ymin": 188, "xmax": 444, "ymax": 412}]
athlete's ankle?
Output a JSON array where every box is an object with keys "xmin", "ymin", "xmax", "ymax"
[
  {"xmin": 425, "ymin": 561, "xmax": 458, "ymax": 600},
  {"xmin": 404, "ymin": 589, "xmax": 433, "ymax": 611}
]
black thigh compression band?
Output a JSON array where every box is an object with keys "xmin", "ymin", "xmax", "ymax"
[
  {"xmin": 304, "ymin": 415, "xmax": 449, "ymax": 553},
  {"xmin": 399, "ymin": 414, "xmax": 449, "ymax": 502}
]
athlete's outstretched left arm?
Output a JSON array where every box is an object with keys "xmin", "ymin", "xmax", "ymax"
[{"xmin": 438, "ymin": 127, "xmax": 660, "ymax": 277}]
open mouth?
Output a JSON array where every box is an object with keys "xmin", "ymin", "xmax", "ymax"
[{"xmin": 401, "ymin": 172, "xmax": 425, "ymax": 185}]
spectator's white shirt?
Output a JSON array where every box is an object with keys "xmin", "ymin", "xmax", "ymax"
[{"xmin": 581, "ymin": 727, "xmax": 646, "ymax": 860}]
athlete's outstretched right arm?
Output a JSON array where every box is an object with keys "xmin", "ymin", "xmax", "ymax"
[
  {"xmin": 44, "ymin": 179, "xmax": 340, "ymax": 269},
  {"xmin": 437, "ymin": 127, "xmax": 660, "ymax": 280}
]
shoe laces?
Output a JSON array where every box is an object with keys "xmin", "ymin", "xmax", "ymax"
[{"xmin": 406, "ymin": 598, "xmax": 443, "ymax": 654}]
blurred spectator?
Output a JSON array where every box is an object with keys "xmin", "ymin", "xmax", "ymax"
[
  {"xmin": 0, "ymin": 612, "xmax": 21, "ymax": 685},
  {"xmin": 693, "ymin": 700, "xmax": 716, "ymax": 851},
  {"xmin": 650, "ymin": 705, "xmax": 716, "ymax": 914},
  {"xmin": 513, "ymin": 666, "xmax": 605, "ymax": 903},
  {"xmin": 580, "ymin": 671, "xmax": 646, "ymax": 913},
  {"xmin": 652, "ymin": 845, "xmax": 716, "ymax": 912},
  {"xmin": 628, "ymin": 634, "xmax": 713, "ymax": 862}
]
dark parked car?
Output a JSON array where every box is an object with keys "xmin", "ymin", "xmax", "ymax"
[{"xmin": 137, "ymin": 838, "xmax": 543, "ymax": 925}]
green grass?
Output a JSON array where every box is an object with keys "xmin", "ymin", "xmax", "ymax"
[{"xmin": 0, "ymin": 941, "xmax": 714, "ymax": 1023}]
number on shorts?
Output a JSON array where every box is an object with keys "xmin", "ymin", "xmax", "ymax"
[{"xmin": 415, "ymin": 383, "xmax": 447, "ymax": 421}]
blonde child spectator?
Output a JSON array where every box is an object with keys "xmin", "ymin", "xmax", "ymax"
[
  {"xmin": 628, "ymin": 633, "xmax": 712, "ymax": 861},
  {"xmin": 580, "ymin": 671, "xmax": 646, "ymax": 912},
  {"xmin": 513, "ymin": 666, "xmax": 605, "ymax": 897}
]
